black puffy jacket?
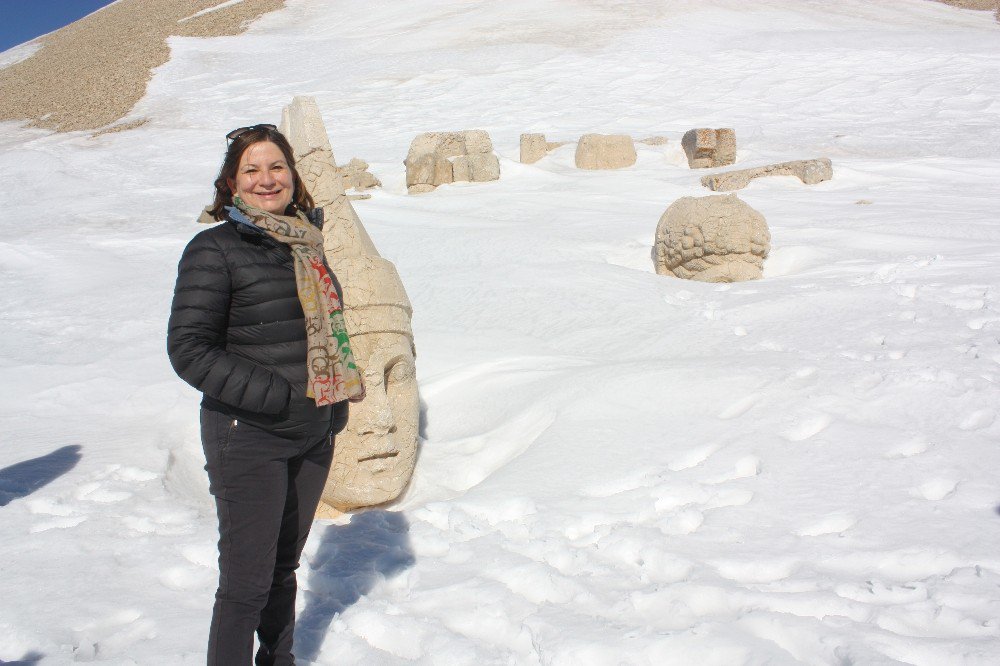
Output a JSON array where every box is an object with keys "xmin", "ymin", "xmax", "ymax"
[{"xmin": 167, "ymin": 206, "xmax": 346, "ymax": 441}]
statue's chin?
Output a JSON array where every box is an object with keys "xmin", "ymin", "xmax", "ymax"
[
  {"xmin": 324, "ymin": 439, "xmax": 418, "ymax": 511},
  {"xmin": 326, "ymin": 484, "xmax": 402, "ymax": 511}
]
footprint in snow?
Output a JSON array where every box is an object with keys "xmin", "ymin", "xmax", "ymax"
[
  {"xmin": 716, "ymin": 395, "xmax": 760, "ymax": 420},
  {"xmin": 912, "ymin": 478, "xmax": 957, "ymax": 501},
  {"xmin": 792, "ymin": 366, "xmax": 817, "ymax": 380},
  {"xmin": 159, "ymin": 566, "xmax": 214, "ymax": 591},
  {"xmin": 703, "ymin": 487, "xmax": 754, "ymax": 509},
  {"xmin": 714, "ymin": 557, "xmax": 798, "ymax": 583},
  {"xmin": 659, "ymin": 508, "xmax": 704, "ymax": 535},
  {"xmin": 578, "ymin": 471, "xmax": 655, "ymax": 498},
  {"xmin": 884, "ymin": 438, "xmax": 929, "ymax": 459},
  {"xmin": 71, "ymin": 608, "xmax": 156, "ymax": 662},
  {"xmin": 854, "ymin": 371, "xmax": 885, "ymax": 393},
  {"xmin": 703, "ymin": 456, "xmax": 760, "ymax": 485},
  {"xmin": 29, "ymin": 515, "xmax": 88, "ymax": 533},
  {"xmin": 781, "ymin": 413, "xmax": 832, "ymax": 442},
  {"xmin": 667, "ymin": 443, "xmax": 719, "ymax": 471},
  {"xmin": 795, "ymin": 512, "xmax": 856, "ymax": 536},
  {"xmin": 958, "ymin": 409, "xmax": 994, "ymax": 431},
  {"xmin": 952, "ymin": 298, "xmax": 985, "ymax": 311},
  {"xmin": 967, "ymin": 316, "xmax": 1000, "ymax": 331},
  {"xmin": 75, "ymin": 481, "xmax": 133, "ymax": 503}
]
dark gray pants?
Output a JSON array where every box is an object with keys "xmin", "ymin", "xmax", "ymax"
[{"xmin": 200, "ymin": 408, "xmax": 333, "ymax": 666}]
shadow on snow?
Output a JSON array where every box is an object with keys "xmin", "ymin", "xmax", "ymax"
[
  {"xmin": 0, "ymin": 651, "xmax": 44, "ymax": 665},
  {"xmin": 0, "ymin": 445, "xmax": 82, "ymax": 507},
  {"xmin": 295, "ymin": 509, "xmax": 415, "ymax": 661}
]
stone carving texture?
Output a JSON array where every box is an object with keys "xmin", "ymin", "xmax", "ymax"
[
  {"xmin": 405, "ymin": 130, "xmax": 500, "ymax": 193},
  {"xmin": 654, "ymin": 195, "xmax": 770, "ymax": 283},
  {"xmin": 701, "ymin": 158, "xmax": 833, "ymax": 192},
  {"xmin": 682, "ymin": 128, "xmax": 737, "ymax": 169},
  {"xmin": 575, "ymin": 133, "xmax": 637, "ymax": 170},
  {"xmin": 281, "ymin": 96, "xmax": 418, "ymax": 512}
]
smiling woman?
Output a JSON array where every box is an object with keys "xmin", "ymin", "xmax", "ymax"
[{"xmin": 168, "ymin": 124, "xmax": 364, "ymax": 665}]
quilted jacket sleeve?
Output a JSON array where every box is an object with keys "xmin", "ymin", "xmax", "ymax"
[{"xmin": 167, "ymin": 231, "xmax": 291, "ymax": 415}]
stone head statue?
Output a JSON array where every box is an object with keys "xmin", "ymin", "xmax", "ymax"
[{"xmin": 280, "ymin": 96, "xmax": 419, "ymax": 511}]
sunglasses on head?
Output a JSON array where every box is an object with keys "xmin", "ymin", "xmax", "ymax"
[{"xmin": 226, "ymin": 123, "xmax": 277, "ymax": 143}]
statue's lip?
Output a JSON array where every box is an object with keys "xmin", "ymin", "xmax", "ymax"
[
  {"xmin": 354, "ymin": 435, "xmax": 401, "ymax": 461},
  {"xmin": 358, "ymin": 450, "xmax": 399, "ymax": 463}
]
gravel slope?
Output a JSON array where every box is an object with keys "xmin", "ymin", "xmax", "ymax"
[{"xmin": 0, "ymin": 0, "xmax": 285, "ymax": 132}]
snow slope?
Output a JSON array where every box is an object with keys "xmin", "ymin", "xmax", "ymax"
[{"xmin": 1, "ymin": 0, "xmax": 999, "ymax": 663}]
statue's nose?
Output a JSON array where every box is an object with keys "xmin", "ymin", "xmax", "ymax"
[{"xmin": 359, "ymin": 389, "xmax": 395, "ymax": 436}]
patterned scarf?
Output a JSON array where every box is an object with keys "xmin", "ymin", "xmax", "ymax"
[{"xmin": 233, "ymin": 197, "xmax": 365, "ymax": 405}]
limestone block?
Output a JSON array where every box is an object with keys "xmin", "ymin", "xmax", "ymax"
[
  {"xmin": 468, "ymin": 153, "xmax": 500, "ymax": 181},
  {"xmin": 462, "ymin": 129, "xmax": 493, "ymax": 155},
  {"xmin": 520, "ymin": 133, "xmax": 548, "ymax": 164},
  {"xmin": 281, "ymin": 96, "xmax": 419, "ymax": 511},
  {"xmin": 681, "ymin": 128, "xmax": 736, "ymax": 169},
  {"xmin": 574, "ymin": 133, "xmax": 637, "ymax": 170},
  {"xmin": 701, "ymin": 158, "xmax": 833, "ymax": 192},
  {"xmin": 405, "ymin": 153, "xmax": 453, "ymax": 188},
  {"xmin": 639, "ymin": 136, "xmax": 669, "ymax": 146},
  {"xmin": 654, "ymin": 194, "xmax": 770, "ymax": 283},
  {"xmin": 405, "ymin": 130, "xmax": 499, "ymax": 193},
  {"xmin": 433, "ymin": 155, "xmax": 454, "ymax": 186},
  {"xmin": 451, "ymin": 155, "xmax": 472, "ymax": 182}
]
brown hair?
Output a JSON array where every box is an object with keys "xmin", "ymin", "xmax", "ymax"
[{"xmin": 208, "ymin": 125, "xmax": 315, "ymax": 220}]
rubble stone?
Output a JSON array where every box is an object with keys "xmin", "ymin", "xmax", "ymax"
[{"xmin": 701, "ymin": 158, "xmax": 833, "ymax": 192}]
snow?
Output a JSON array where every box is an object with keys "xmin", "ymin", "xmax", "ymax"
[
  {"xmin": 0, "ymin": 40, "xmax": 42, "ymax": 69},
  {"xmin": 178, "ymin": 0, "xmax": 251, "ymax": 24},
  {"xmin": 1, "ymin": 0, "xmax": 1000, "ymax": 663}
]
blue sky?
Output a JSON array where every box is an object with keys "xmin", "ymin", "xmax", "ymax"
[{"xmin": 0, "ymin": 0, "xmax": 117, "ymax": 53}]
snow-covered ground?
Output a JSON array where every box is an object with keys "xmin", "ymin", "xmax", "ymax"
[{"xmin": 2, "ymin": 0, "xmax": 1000, "ymax": 663}]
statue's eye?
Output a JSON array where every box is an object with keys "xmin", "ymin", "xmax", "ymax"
[{"xmin": 386, "ymin": 360, "xmax": 415, "ymax": 385}]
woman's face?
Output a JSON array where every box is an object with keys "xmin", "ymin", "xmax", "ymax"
[{"xmin": 228, "ymin": 140, "xmax": 294, "ymax": 215}]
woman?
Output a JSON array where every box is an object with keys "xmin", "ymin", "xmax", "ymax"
[{"xmin": 168, "ymin": 124, "xmax": 364, "ymax": 665}]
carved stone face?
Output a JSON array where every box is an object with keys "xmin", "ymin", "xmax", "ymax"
[{"xmin": 325, "ymin": 329, "xmax": 418, "ymax": 508}]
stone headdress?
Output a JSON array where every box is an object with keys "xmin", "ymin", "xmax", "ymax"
[
  {"xmin": 280, "ymin": 96, "xmax": 417, "ymax": 512},
  {"xmin": 279, "ymin": 96, "xmax": 413, "ymax": 349}
]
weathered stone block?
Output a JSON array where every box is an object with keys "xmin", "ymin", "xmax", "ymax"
[
  {"xmin": 682, "ymin": 128, "xmax": 736, "ymax": 169},
  {"xmin": 574, "ymin": 133, "xmax": 637, "ymax": 170},
  {"xmin": 520, "ymin": 133, "xmax": 548, "ymax": 164}
]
